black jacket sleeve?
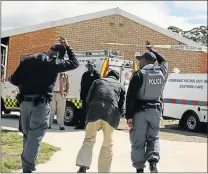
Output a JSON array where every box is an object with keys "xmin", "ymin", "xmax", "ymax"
[
  {"xmin": 9, "ymin": 60, "xmax": 24, "ymax": 86},
  {"xmin": 150, "ymin": 49, "xmax": 168, "ymax": 77},
  {"xmin": 118, "ymin": 85, "xmax": 126, "ymax": 117},
  {"xmin": 125, "ymin": 71, "xmax": 143, "ymax": 120},
  {"xmin": 80, "ymin": 73, "xmax": 86, "ymax": 100},
  {"xmin": 95, "ymin": 71, "xmax": 101, "ymax": 79},
  {"xmin": 55, "ymin": 46, "xmax": 79, "ymax": 73}
]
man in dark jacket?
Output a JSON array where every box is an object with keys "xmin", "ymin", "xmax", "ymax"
[
  {"xmin": 9, "ymin": 37, "xmax": 79, "ymax": 173},
  {"xmin": 75, "ymin": 60, "xmax": 101, "ymax": 129},
  {"xmin": 76, "ymin": 70, "xmax": 126, "ymax": 173}
]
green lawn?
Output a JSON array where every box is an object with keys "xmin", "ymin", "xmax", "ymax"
[{"xmin": 1, "ymin": 129, "xmax": 60, "ymax": 173}]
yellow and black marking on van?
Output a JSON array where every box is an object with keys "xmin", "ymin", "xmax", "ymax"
[
  {"xmin": 3, "ymin": 97, "xmax": 82, "ymax": 109},
  {"xmin": 3, "ymin": 98, "xmax": 18, "ymax": 108},
  {"xmin": 66, "ymin": 98, "xmax": 82, "ymax": 109}
]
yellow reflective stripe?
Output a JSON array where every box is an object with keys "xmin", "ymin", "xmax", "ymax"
[
  {"xmin": 133, "ymin": 61, "xmax": 139, "ymax": 71},
  {"xmin": 101, "ymin": 57, "xmax": 109, "ymax": 77}
]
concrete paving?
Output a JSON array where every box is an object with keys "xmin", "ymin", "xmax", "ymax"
[{"xmin": 1, "ymin": 114, "xmax": 207, "ymax": 172}]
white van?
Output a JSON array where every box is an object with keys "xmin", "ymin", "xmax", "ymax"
[{"xmin": 163, "ymin": 73, "xmax": 207, "ymax": 132}]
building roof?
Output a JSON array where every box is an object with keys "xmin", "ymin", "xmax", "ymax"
[{"xmin": 1, "ymin": 8, "xmax": 202, "ymax": 46}]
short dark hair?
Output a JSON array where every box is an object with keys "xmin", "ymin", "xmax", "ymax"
[
  {"xmin": 106, "ymin": 70, "xmax": 120, "ymax": 80},
  {"xmin": 50, "ymin": 44, "xmax": 66, "ymax": 57}
]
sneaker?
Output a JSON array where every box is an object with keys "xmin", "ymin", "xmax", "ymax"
[
  {"xmin": 60, "ymin": 127, "xmax": 65, "ymax": 130},
  {"xmin": 48, "ymin": 127, "xmax": 51, "ymax": 129}
]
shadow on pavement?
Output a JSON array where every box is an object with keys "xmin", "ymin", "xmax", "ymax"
[
  {"xmin": 47, "ymin": 127, "xmax": 84, "ymax": 133},
  {"xmin": 160, "ymin": 124, "xmax": 207, "ymax": 138}
]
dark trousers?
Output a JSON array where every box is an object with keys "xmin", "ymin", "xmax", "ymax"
[
  {"xmin": 19, "ymin": 113, "xmax": 23, "ymax": 133},
  {"xmin": 78, "ymin": 101, "xmax": 87, "ymax": 127},
  {"xmin": 20, "ymin": 101, "xmax": 50, "ymax": 171}
]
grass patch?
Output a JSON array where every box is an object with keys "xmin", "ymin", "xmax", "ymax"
[{"xmin": 0, "ymin": 129, "xmax": 60, "ymax": 173}]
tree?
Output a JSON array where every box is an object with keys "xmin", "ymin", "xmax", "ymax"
[{"xmin": 168, "ymin": 25, "xmax": 207, "ymax": 46}]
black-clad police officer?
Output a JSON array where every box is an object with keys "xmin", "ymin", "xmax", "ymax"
[
  {"xmin": 9, "ymin": 37, "xmax": 79, "ymax": 173},
  {"xmin": 75, "ymin": 60, "xmax": 101, "ymax": 129},
  {"xmin": 126, "ymin": 41, "xmax": 168, "ymax": 173}
]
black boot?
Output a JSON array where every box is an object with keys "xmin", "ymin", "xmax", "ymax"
[
  {"xmin": 74, "ymin": 124, "xmax": 85, "ymax": 130},
  {"xmin": 23, "ymin": 168, "xmax": 32, "ymax": 173},
  {"xmin": 77, "ymin": 166, "xmax": 86, "ymax": 173},
  {"xmin": 136, "ymin": 168, "xmax": 144, "ymax": 173},
  {"xmin": 149, "ymin": 163, "xmax": 158, "ymax": 173}
]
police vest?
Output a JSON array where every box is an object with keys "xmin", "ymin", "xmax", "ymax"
[{"xmin": 137, "ymin": 65, "xmax": 165, "ymax": 101}]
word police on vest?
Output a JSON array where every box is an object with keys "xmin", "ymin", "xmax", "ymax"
[{"xmin": 149, "ymin": 78, "xmax": 162, "ymax": 85}]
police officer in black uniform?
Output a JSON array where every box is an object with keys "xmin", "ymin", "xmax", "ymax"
[
  {"xmin": 75, "ymin": 60, "xmax": 101, "ymax": 129},
  {"xmin": 9, "ymin": 37, "xmax": 79, "ymax": 173},
  {"xmin": 126, "ymin": 41, "xmax": 168, "ymax": 173}
]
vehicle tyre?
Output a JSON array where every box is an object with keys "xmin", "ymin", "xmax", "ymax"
[
  {"xmin": 64, "ymin": 103, "xmax": 77, "ymax": 126},
  {"xmin": 183, "ymin": 112, "xmax": 201, "ymax": 132},
  {"xmin": 4, "ymin": 109, "xmax": 11, "ymax": 114}
]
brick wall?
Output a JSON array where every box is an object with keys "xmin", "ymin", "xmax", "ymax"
[
  {"xmin": 7, "ymin": 28, "xmax": 57, "ymax": 76},
  {"xmin": 200, "ymin": 52, "xmax": 208, "ymax": 73},
  {"xmin": 7, "ymin": 14, "xmax": 207, "ymax": 76},
  {"xmin": 56, "ymin": 14, "xmax": 206, "ymax": 73}
]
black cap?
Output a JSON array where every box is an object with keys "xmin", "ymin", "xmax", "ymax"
[
  {"xmin": 86, "ymin": 60, "xmax": 95, "ymax": 67},
  {"xmin": 136, "ymin": 52, "xmax": 156, "ymax": 61},
  {"xmin": 106, "ymin": 69, "xmax": 120, "ymax": 80},
  {"xmin": 50, "ymin": 44, "xmax": 66, "ymax": 57}
]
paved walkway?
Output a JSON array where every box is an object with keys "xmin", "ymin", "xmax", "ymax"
[
  {"xmin": 37, "ymin": 125, "xmax": 207, "ymax": 172},
  {"xmin": 2, "ymin": 117, "xmax": 207, "ymax": 173}
]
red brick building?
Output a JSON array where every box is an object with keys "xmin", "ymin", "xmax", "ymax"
[{"xmin": 1, "ymin": 8, "xmax": 207, "ymax": 77}]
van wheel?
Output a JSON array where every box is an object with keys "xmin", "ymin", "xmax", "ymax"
[
  {"xmin": 4, "ymin": 109, "xmax": 11, "ymax": 114},
  {"xmin": 64, "ymin": 103, "xmax": 76, "ymax": 126},
  {"xmin": 183, "ymin": 112, "xmax": 201, "ymax": 132}
]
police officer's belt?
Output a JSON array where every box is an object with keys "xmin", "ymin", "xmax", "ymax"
[
  {"xmin": 138, "ymin": 103, "xmax": 161, "ymax": 111},
  {"xmin": 146, "ymin": 104, "xmax": 161, "ymax": 109},
  {"xmin": 22, "ymin": 96, "xmax": 48, "ymax": 103}
]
